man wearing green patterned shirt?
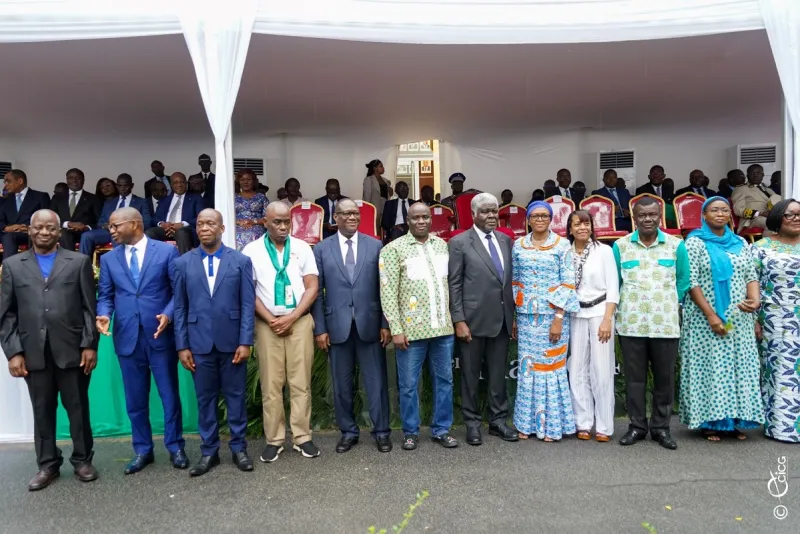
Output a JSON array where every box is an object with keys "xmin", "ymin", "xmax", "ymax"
[
  {"xmin": 379, "ymin": 203, "xmax": 458, "ymax": 451},
  {"xmin": 613, "ymin": 197, "xmax": 690, "ymax": 451}
]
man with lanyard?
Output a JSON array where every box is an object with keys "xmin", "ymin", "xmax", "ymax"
[{"xmin": 242, "ymin": 202, "xmax": 320, "ymax": 462}]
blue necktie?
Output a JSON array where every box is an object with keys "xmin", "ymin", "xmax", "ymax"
[
  {"xmin": 117, "ymin": 196, "xmax": 126, "ymax": 210},
  {"xmin": 609, "ymin": 188, "xmax": 623, "ymax": 217},
  {"xmin": 485, "ymin": 233, "xmax": 504, "ymax": 280},
  {"xmin": 201, "ymin": 248, "xmax": 224, "ymax": 276},
  {"xmin": 130, "ymin": 247, "xmax": 140, "ymax": 288},
  {"xmin": 15, "ymin": 193, "xmax": 22, "ymax": 211}
]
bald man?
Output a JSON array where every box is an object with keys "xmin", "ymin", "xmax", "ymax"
[{"xmin": 145, "ymin": 172, "xmax": 204, "ymax": 254}]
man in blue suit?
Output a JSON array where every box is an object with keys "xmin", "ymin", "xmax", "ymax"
[
  {"xmin": 312, "ymin": 198, "xmax": 393, "ymax": 453},
  {"xmin": 173, "ymin": 209, "xmax": 255, "ymax": 476},
  {"xmin": 96, "ymin": 207, "xmax": 188, "ymax": 474},
  {"xmin": 591, "ymin": 169, "xmax": 633, "ymax": 232},
  {"xmin": 79, "ymin": 173, "xmax": 152, "ymax": 257},
  {"xmin": 145, "ymin": 172, "xmax": 203, "ymax": 255}
]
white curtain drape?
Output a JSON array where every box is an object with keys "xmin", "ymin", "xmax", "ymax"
[
  {"xmin": 760, "ymin": 0, "xmax": 800, "ymax": 198},
  {"xmin": 179, "ymin": 1, "xmax": 257, "ymax": 247},
  {"xmin": 0, "ymin": 345, "xmax": 35, "ymax": 443}
]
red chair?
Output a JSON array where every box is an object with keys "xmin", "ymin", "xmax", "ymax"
[
  {"xmin": 579, "ymin": 195, "xmax": 628, "ymax": 241},
  {"xmin": 499, "ymin": 203, "xmax": 528, "ymax": 238},
  {"xmin": 673, "ymin": 193, "xmax": 705, "ymax": 236},
  {"xmin": 430, "ymin": 205, "xmax": 455, "ymax": 242},
  {"xmin": 545, "ymin": 196, "xmax": 575, "ymax": 237},
  {"xmin": 454, "ymin": 192, "xmax": 478, "ymax": 229},
  {"xmin": 355, "ymin": 200, "xmax": 379, "ymax": 239},
  {"xmin": 629, "ymin": 193, "xmax": 682, "ymax": 237},
  {"xmin": 290, "ymin": 201, "xmax": 323, "ymax": 245},
  {"xmin": 731, "ymin": 213, "xmax": 763, "ymax": 243},
  {"xmin": 495, "ymin": 226, "xmax": 517, "ymax": 240}
]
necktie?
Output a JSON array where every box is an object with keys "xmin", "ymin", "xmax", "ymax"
[
  {"xmin": 201, "ymin": 248, "xmax": 224, "ymax": 276},
  {"xmin": 401, "ymin": 200, "xmax": 408, "ymax": 223},
  {"xmin": 69, "ymin": 192, "xmax": 77, "ymax": 216},
  {"xmin": 695, "ymin": 188, "xmax": 704, "ymax": 198},
  {"xmin": 563, "ymin": 188, "xmax": 571, "ymax": 199},
  {"xmin": 345, "ymin": 239, "xmax": 355, "ymax": 282},
  {"xmin": 168, "ymin": 195, "xmax": 182, "ymax": 223},
  {"xmin": 117, "ymin": 196, "xmax": 126, "ymax": 210},
  {"xmin": 656, "ymin": 185, "xmax": 662, "ymax": 198},
  {"xmin": 203, "ymin": 173, "xmax": 208, "ymax": 181},
  {"xmin": 609, "ymin": 188, "xmax": 623, "ymax": 216},
  {"xmin": 330, "ymin": 200, "xmax": 335, "ymax": 224},
  {"xmin": 130, "ymin": 247, "xmax": 140, "ymax": 288},
  {"xmin": 15, "ymin": 193, "xmax": 22, "ymax": 211},
  {"xmin": 486, "ymin": 233, "xmax": 504, "ymax": 280}
]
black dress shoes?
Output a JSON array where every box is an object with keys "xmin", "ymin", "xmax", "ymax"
[
  {"xmin": 124, "ymin": 453, "xmax": 154, "ymax": 475},
  {"xmin": 170, "ymin": 449, "xmax": 189, "ymax": 469},
  {"xmin": 466, "ymin": 427, "xmax": 483, "ymax": 446},
  {"xmin": 233, "ymin": 451, "xmax": 254, "ymax": 471},
  {"xmin": 619, "ymin": 428, "xmax": 647, "ymax": 446},
  {"xmin": 74, "ymin": 463, "xmax": 98, "ymax": 482},
  {"xmin": 489, "ymin": 423, "xmax": 520, "ymax": 442},
  {"xmin": 652, "ymin": 431, "xmax": 678, "ymax": 450},
  {"xmin": 336, "ymin": 436, "xmax": 359, "ymax": 453},
  {"xmin": 189, "ymin": 454, "xmax": 220, "ymax": 477},
  {"xmin": 28, "ymin": 469, "xmax": 59, "ymax": 491},
  {"xmin": 376, "ymin": 436, "xmax": 392, "ymax": 453}
]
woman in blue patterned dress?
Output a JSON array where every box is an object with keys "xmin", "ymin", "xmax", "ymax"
[
  {"xmin": 512, "ymin": 201, "xmax": 579, "ymax": 441},
  {"xmin": 234, "ymin": 169, "xmax": 269, "ymax": 250},
  {"xmin": 754, "ymin": 199, "xmax": 800, "ymax": 443}
]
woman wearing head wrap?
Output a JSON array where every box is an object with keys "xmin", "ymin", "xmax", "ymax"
[
  {"xmin": 679, "ymin": 197, "xmax": 764, "ymax": 441},
  {"xmin": 512, "ymin": 201, "xmax": 579, "ymax": 441}
]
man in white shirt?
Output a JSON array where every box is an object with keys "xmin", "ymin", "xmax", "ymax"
[
  {"xmin": 242, "ymin": 202, "xmax": 320, "ymax": 462},
  {"xmin": 380, "ymin": 181, "xmax": 415, "ymax": 243},
  {"xmin": 545, "ymin": 168, "xmax": 584, "ymax": 205},
  {"xmin": 145, "ymin": 172, "xmax": 203, "ymax": 255},
  {"xmin": 52, "ymin": 168, "xmax": 100, "ymax": 252}
]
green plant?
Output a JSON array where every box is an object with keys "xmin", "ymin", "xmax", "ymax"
[{"xmin": 368, "ymin": 490, "xmax": 430, "ymax": 534}]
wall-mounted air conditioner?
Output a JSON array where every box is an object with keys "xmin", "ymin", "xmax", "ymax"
[
  {"xmin": 0, "ymin": 160, "xmax": 13, "ymax": 177},
  {"xmin": 596, "ymin": 150, "xmax": 636, "ymax": 194},
  {"xmin": 233, "ymin": 158, "xmax": 265, "ymax": 178},
  {"xmin": 727, "ymin": 144, "xmax": 778, "ymax": 177}
]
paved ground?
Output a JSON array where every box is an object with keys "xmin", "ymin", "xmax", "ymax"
[{"xmin": 0, "ymin": 420, "xmax": 798, "ymax": 534}]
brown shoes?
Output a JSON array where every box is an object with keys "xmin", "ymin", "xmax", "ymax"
[
  {"xmin": 74, "ymin": 463, "xmax": 99, "ymax": 482},
  {"xmin": 28, "ymin": 469, "xmax": 60, "ymax": 491}
]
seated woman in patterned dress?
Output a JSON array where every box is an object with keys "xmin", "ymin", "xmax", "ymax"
[{"xmin": 234, "ymin": 169, "xmax": 268, "ymax": 251}]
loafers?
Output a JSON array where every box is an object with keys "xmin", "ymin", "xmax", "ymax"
[
  {"xmin": 233, "ymin": 451, "xmax": 254, "ymax": 471},
  {"xmin": 170, "ymin": 449, "xmax": 189, "ymax": 469},
  {"xmin": 466, "ymin": 427, "xmax": 482, "ymax": 446},
  {"xmin": 124, "ymin": 453, "xmax": 154, "ymax": 475},
  {"xmin": 376, "ymin": 436, "xmax": 392, "ymax": 453},
  {"xmin": 619, "ymin": 428, "xmax": 647, "ymax": 446},
  {"xmin": 336, "ymin": 436, "xmax": 359, "ymax": 454},
  {"xmin": 189, "ymin": 454, "xmax": 220, "ymax": 477},
  {"xmin": 652, "ymin": 431, "xmax": 678, "ymax": 450},
  {"xmin": 28, "ymin": 469, "xmax": 60, "ymax": 491},
  {"xmin": 74, "ymin": 463, "xmax": 98, "ymax": 482},
  {"xmin": 489, "ymin": 423, "xmax": 519, "ymax": 442}
]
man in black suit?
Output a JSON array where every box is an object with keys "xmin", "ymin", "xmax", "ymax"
[
  {"xmin": 591, "ymin": 169, "xmax": 633, "ymax": 232},
  {"xmin": 315, "ymin": 178, "xmax": 345, "ymax": 239},
  {"xmin": 0, "ymin": 169, "xmax": 51, "ymax": 261},
  {"xmin": 52, "ymin": 168, "xmax": 100, "ymax": 251},
  {"xmin": 380, "ymin": 181, "xmax": 415, "ymax": 243},
  {"xmin": 420, "ymin": 185, "xmax": 439, "ymax": 207},
  {"xmin": 0, "ymin": 209, "xmax": 98, "ymax": 491},
  {"xmin": 636, "ymin": 165, "xmax": 674, "ymax": 203},
  {"xmin": 448, "ymin": 193, "xmax": 518, "ymax": 446},
  {"xmin": 144, "ymin": 160, "xmax": 171, "ymax": 199},
  {"xmin": 188, "ymin": 154, "xmax": 215, "ymax": 209},
  {"xmin": 545, "ymin": 168, "xmax": 584, "ymax": 205},
  {"xmin": 675, "ymin": 169, "xmax": 716, "ymax": 199},
  {"xmin": 147, "ymin": 180, "xmax": 168, "ymax": 218}
]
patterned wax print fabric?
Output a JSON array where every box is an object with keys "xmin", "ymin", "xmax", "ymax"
[
  {"xmin": 512, "ymin": 232, "xmax": 579, "ymax": 440},
  {"xmin": 753, "ymin": 237, "xmax": 800, "ymax": 442},
  {"xmin": 678, "ymin": 236, "xmax": 764, "ymax": 431},
  {"xmin": 234, "ymin": 193, "xmax": 268, "ymax": 250},
  {"xmin": 379, "ymin": 233, "xmax": 453, "ymax": 342}
]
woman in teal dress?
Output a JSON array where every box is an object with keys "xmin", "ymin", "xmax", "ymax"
[
  {"xmin": 753, "ymin": 199, "xmax": 800, "ymax": 443},
  {"xmin": 679, "ymin": 197, "xmax": 764, "ymax": 440},
  {"xmin": 512, "ymin": 201, "xmax": 579, "ymax": 442}
]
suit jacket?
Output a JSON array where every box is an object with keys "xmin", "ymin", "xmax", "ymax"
[
  {"xmin": 0, "ymin": 189, "xmax": 50, "ymax": 231},
  {"xmin": 0, "ymin": 249, "xmax": 97, "ymax": 371},
  {"xmin": 674, "ymin": 186, "xmax": 717, "ymax": 199},
  {"xmin": 362, "ymin": 175, "xmax": 389, "ymax": 223},
  {"xmin": 591, "ymin": 186, "xmax": 633, "ymax": 216},
  {"xmin": 154, "ymin": 192, "xmax": 204, "ymax": 227},
  {"xmin": 99, "ymin": 195, "xmax": 152, "ymax": 229},
  {"xmin": 544, "ymin": 186, "xmax": 584, "ymax": 206},
  {"xmin": 636, "ymin": 182, "xmax": 675, "ymax": 203},
  {"xmin": 448, "ymin": 228, "xmax": 514, "ymax": 338},
  {"xmin": 380, "ymin": 198, "xmax": 417, "ymax": 235},
  {"xmin": 52, "ymin": 190, "xmax": 100, "ymax": 229},
  {"xmin": 314, "ymin": 195, "xmax": 348, "ymax": 239},
  {"xmin": 173, "ymin": 245, "xmax": 254, "ymax": 354},
  {"xmin": 311, "ymin": 232, "xmax": 388, "ymax": 345},
  {"xmin": 97, "ymin": 238, "xmax": 178, "ymax": 357},
  {"xmin": 144, "ymin": 176, "xmax": 170, "ymax": 198},
  {"xmin": 188, "ymin": 172, "xmax": 215, "ymax": 209}
]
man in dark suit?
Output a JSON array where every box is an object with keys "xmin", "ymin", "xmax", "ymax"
[
  {"xmin": 146, "ymin": 172, "xmax": 203, "ymax": 254},
  {"xmin": 188, "ymin": 154, "xmax": 215, "ymax": 209},
  {"xmin": 381, "ymin": 181, "xmax": 416, "ymax": 243},
  {"xmin": 545, "ymin": 168, "xmax": 584, "ymax": 205},
  {"xmin": 96, "ymin": 207, "xmax": 188, "ymax": 474},
  {"xmin": 448, "ymin": 193, "xmax": 518, "ymax": 445},
  {"xmin": 0, "ymin": 169, "xmax": 50, "ymax": 261},
  {"xmin": 420, "ymin": 185, "xmax": 439, "ymax": 207},
  {"xmin": 173, "ymin": 209, "xmax": 255, "ymax": 476},
  {"xmin": 144, "ymin": 160, "xmax": 170, "ymax": 199},
  {"xmin": 636, "ymin": 165, "xmax": 674, "ymax": 203},
  {"xmin": 0, "ymin": 209, "xmax": 98, "ymax": 491},
  {"xmin": 312, "ymin": 199, "xmax": 392, "ymax": 453},
  {"xmin": 51, "ymin": 168, "xmax": 100, "ymax": 252},
  {"xmin": 592, "ymin": 169, "xmax": 633, "ymax": 232},
  {"xmin": 675, "ymin": 169, "xmax": 716, "ymax": 199},
  {"xmin": 147, "ymin": 180, "xmax": 168, "ymax": 218},
  {"xmin": 79, "ymin": 173, "xmax": 152, "ymax": 256},
  {"xmin": 315, "ymin": 178, "xmax": 345, "ymax": 239}
]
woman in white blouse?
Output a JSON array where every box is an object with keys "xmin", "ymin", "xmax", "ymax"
[{"xmin": 566, "ymin": 210, "xmax": 620, "ymax": 442}]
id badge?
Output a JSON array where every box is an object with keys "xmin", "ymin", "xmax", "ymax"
[{"xmin": 285, "ymin": 286, "xmax": 294, "ymax": 305}]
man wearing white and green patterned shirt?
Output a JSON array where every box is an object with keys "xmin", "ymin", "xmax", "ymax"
[
  {"xmin": 379, "ymin": 203, "xmax": 458, "ymax": 451},
  {"xmin": 613, "ymin": 197, "xmax": 690, "ymax": 451}
]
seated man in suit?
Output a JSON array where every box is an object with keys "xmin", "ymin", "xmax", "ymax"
[
  {"xmin": 381, "ymin": 181, "xmax": 416, "ymax": 243},
  {"xmin": 315, "ymin": 178, "xmax": 345, "ymax": 239},
  {"xmin": 499, "ymin": 189, "xmax": 514, "ymax": 208},
  {"xmin": 188, "ymin": 153, "xmax": 215, "ymax": 209},
  {"xmin": 545, "ymin": 168, "xmax": 584, "ymax": 205},
  {"xmin": 592, "ymin": 169, "xmax": 632, "ymax": 232},
  {"xmin": 189, "ymin": 174, "xmax": 213, "ymax": 210},
  {"xmin": 148, "ymin": 180, "xmax": 168, "ymax": 218},
  {"xmin": 146, "ymin": 172, "xmax": 203, "ymax": 255},
  {"xmin": 731, "ymin": 163, "xmax": 782, "ymax": 232},
  {"xmin": 0, "ymin": 169, "xmax": 51, "ymax": 261},
  {"xmin": 420, "ymin": 185, "xmax": 439, "ymax": 207},
  {"xmin": 79, "ymin": 173, "xmax": 152, "ymax": 257},
  {"xmin": 675, "ymin": 169, "xmax": 716, "ymax": 199},
  {"xmin": 636, "ymin": 165, "xmax": 675, "ymax": 203},
  {"xmin": 52, "ymin": 168, "xmax": 100, "ymax": 252}
]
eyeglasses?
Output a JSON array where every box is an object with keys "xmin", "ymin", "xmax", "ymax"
[
  {"xmin": 782, "ymin": 212, "xmax": 800, "ymax": 221},
  {"xmin": 336, "ymin": 211, "xmax": 361, "ymax": 219},
  {"xmin": 529, "ymin": 214, "xmax": 551, "ymax": 221},
  {"xmin": 109, "ymin": 220, "xmax": 135, "ymax": 231}
]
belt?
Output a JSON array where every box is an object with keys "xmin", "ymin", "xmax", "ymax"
[{"xmin": 579, "ymin": 294, "xmax": 606, "ymax": 309}]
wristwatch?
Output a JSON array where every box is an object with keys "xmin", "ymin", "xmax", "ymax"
[{"xmin": 555, "ymin": 313, "xmax": 564, "ymax": 319}]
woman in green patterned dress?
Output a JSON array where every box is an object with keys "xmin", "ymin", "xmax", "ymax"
[{"xmin": 679, "ymin": 197, "xmax": 764, "ymax": 441}]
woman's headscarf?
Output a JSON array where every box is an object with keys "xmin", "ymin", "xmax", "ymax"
[
  {"xmin": 526, "ymin": 200, "xmax": 553, "ymax": 218},
  {"xmin": 688, "ymin": 196, "xmax": 743, "ymax": 322}
]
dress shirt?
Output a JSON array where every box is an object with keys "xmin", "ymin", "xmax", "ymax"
[
  {"xmin": 117, "ymin": 195, "xmax": 130, "ymax": 209},
  {"xmin": 164, "ymin": 194, "xmax": 188, "ymax": 226},
  {"xmin": 63, "ymin": 189, "xmax": 86, "ymax": 228},
  {"xmin": 573, "ymin": 243, "xmax": 619, "ymax": 319},
  {"xmin": 202, "ymin": 172, "xmax": 210, "ymax": 181},
  {"xmin": 394, "ymin": 198, "xmax": 410, "ymax": 225},
  {"xmin": 559, "ymin": 187, "xmax": 572, "ymax": 199},
  {"xmin": 280, "ymin": 197, "xmax": 308, "ymax": 208},
  {"xmin": 152, "ymin": 198, "xmax": 161, "ymax": 213},
  {"xmin": 338, "ymin": 231, "xmax": 358, "ymax": 264},
  {"xmin": 693, "ymin": 187, "xmax": 706, "ymax": 198},
  {"xmin": 204, "ymin": 255, "xmax": 220, "ymax": 294},
  {"xmin": 473, "ymin": 226, "xmax": 504, "ymax": 269},
  {"xmin": 125, "ymin": 236, "xmax": 148, "ymax": 269},
  {"xmin": 242, "ymin": 236, "xmax": 318, "ymax": 316}
]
